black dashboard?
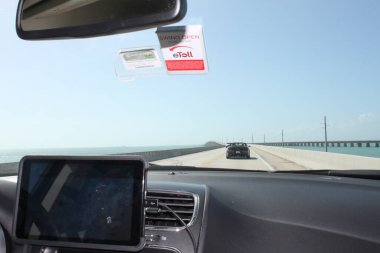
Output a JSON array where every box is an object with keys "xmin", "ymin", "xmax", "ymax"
[{"xmin": 2, "ymin": 167, "xmax": 380, "ymax": 253}]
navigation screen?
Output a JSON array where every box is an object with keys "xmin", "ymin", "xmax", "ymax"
[{"xmin": 15, "ymin": 157, "xmax": 145, "ymax": 249}]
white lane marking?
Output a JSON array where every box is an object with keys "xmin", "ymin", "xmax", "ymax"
[{"xmin": 251, "ymin": 149, "xmax": 276, "ymax": 172}]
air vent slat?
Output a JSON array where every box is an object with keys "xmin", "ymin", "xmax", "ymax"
[
  {"xmin": 159, "ymin": 210, "xmax": 193, "ymax": 214},
  {"xmin": 145, "ymin": 191, "xmax": 195, "ymax": 228},
  {"xmin": 163, "ymin": 203, "xmax": 194, "ymax": 207},
  {"xmin": 147, "ymin": 196, "xmax": 192, "ymax": 201},
  {"xmin": 146, "ymin": 217, "xmax": 176, "ymax": 221},
  {"xmin": 146, "ymin": 217, "xmax": 191, "ymax": 222}
]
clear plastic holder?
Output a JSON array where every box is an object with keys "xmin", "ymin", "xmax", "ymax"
[{"xmin": 114, "ymin": 46, "xmax": 166, "ymax": 82}]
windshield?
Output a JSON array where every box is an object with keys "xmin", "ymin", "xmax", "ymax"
[{"xmin": 1, "ymin": 0, "xmax": 380, "ymax": 174}]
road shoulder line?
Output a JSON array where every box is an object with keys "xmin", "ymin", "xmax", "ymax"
[{"xmin": 250, "ymin": 149, "xmax": 276, "ymax": 172}]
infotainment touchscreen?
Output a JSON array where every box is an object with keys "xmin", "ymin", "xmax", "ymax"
[{"xmin": 13, "ymin": 156, "xmax": 146, "ymax": 251}]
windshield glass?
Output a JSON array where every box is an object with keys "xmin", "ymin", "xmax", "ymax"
[{"xmin": 1, "ymin": 0, "xmax": 380, "ymax": 174}]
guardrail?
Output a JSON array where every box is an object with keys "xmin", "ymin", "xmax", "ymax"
[
  {"xmin": 0, "ymin": 145, "xmax": 224, "ymax": 175},
  {"xmin": 0, "ymin": 162, "xmax": 19, "ymax": 175},
  {"xmin": 116, "ymin": 145, "xmax": 223, "ymax": 162}
]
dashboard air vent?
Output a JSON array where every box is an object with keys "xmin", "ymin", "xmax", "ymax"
[{"xmin": 145, "ymin": 191, "xmax": 196, "ymax": 228}]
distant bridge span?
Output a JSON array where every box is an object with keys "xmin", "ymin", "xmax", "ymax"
[{"xmin": 256, "ymin": 140, "xmax": 380, "ymax": 148}]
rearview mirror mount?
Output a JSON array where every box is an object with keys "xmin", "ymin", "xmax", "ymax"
[{"xmin": 16, "ymin": 0, "xmax": 187, "ymax": 40}]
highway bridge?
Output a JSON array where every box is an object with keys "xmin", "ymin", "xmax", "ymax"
[
  {"xmin": 153, "ymin": 144, "xmax": 380, "ymax": 171},
  {"xmin": 153, "ymin": 146, "xmax": 306, "ymax": 171},
  {"xmin": 1, "ymin": 143, "xmax": 379, "ymax": 175},
  {"xmin": 0, "ymin": 146, "xmax": 301, "ymax": 174},
  {"xmin": 257, "ymin": 140, "xmax": 380, "ymax": 148}
]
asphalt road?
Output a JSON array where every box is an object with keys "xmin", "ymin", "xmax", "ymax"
[
  {"xmin": 153, "ymin": 147, "xmax": 276, "ymax": 171},
  {"xmin": 252, "ymin": 146, "xmax": 307, "ymax": 171},
  {"xmin": 153, "ymin": 145, "xmax": 309, "ymax": 171}
]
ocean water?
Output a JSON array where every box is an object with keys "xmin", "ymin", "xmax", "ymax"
[
  {"xmin": 289, "ymin": 146, "xmax": 380, "ymax": 158},
  {"xmin": 0, "ymin": 145, "xmax": 201, "ymax": 164}
]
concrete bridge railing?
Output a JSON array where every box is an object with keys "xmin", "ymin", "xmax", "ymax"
[
  {"xmin": 0, "ymin": 144, "xmax": 224, "ymax": 175},
  {"xmin": 116, "ymin": 145, "xmax": 223, "ymax": 162}
]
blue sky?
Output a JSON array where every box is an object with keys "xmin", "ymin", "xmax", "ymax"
[{"xmin": 0, "ymin": 0, "xmax": 379, "ymax": 149}]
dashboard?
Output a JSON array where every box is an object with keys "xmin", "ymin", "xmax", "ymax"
[{"xmin": 1, "ymin": 166, "xmax": 380, "ymax": 253}]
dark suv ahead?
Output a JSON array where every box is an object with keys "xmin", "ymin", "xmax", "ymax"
[{"xmin": 226, "ymin": 142, "xmax": 250, "ymax": 159}]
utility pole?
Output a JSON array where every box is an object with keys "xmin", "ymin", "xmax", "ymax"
[
  {"xmin": 282, "ymin": 129, "xmax": 284, "ymax": 147},
  {"xmin": 324, "ymin": 116, "xmax": 328, "ymax": 152},
  {"xmin": 264, "ymin": 134, "xmax": 266, "ymax": 144},
  {"xmin": 251, "ymin": 134, "xmax": 254, "ymax": 144}
]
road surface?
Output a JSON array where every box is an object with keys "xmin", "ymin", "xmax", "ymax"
[
  {"xmin": 252, "ymin": 146, "xmax": 307, "ymax": 171},
  {"xmin": 153, "ymin": 147, "xmax": 272, "ymax": 170},
  {"xmin": 153, "ymin": 146, "xmax": 307, "ymax": 171}
]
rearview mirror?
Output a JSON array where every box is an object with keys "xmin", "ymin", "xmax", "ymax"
[{"xmin": 16, "ymin": 0, "xmax": 187, "ymax": 40}]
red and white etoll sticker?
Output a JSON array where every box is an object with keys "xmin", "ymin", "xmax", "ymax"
[{"xmin": 156, "ymin": 25, "xmax": 208, "ymax": 74}]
